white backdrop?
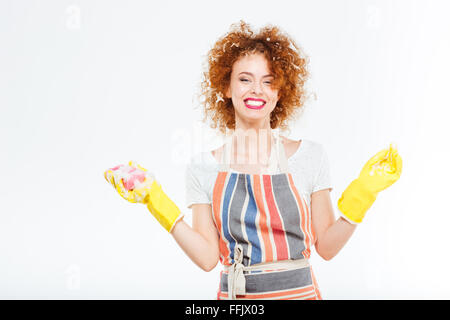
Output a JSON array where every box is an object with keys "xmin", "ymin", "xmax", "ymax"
[{"xmin": 1, "ymin": 0, "xmax": 449, "ymax": 299}]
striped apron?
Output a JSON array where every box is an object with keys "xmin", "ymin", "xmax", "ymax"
[{"xmin": 212, "ymin": 131, "xmax": 322, "ymax": 300}]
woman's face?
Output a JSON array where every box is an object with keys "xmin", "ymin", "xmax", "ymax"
[{"xmin": 226, "ymin": 53, "xmax": 280, "ymax": 126}]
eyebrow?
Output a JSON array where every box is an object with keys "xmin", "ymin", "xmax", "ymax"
[{"xmin": 238, "ymin": 72, "xmax": 274, "ymax": 78}]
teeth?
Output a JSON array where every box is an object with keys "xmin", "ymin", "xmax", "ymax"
[{"xmin": 245, "ymin": 100, "xmax": 265, "ymax": 106}]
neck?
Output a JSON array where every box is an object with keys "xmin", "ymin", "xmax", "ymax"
[{"xmin": 231, "ymin": 120, "xmax": 275, "ymax": 167}]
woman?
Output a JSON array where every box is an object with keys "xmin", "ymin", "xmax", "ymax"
[{"xmin": 104, "ymin": 21, "xmax": 402, "ymax": 300}]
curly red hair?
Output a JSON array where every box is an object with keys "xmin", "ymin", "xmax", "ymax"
[{"xmin": 197, "ymin": 20, "xmax": 311, "ymax": 135}]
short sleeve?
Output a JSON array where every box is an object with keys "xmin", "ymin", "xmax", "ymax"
[
  {"xmin": 312, "ymin": 146, "xmax": 333, "ymax": 193},
  {"xmin": 185, "ymin": 162, "xmax": 211, "ymax": 209}
]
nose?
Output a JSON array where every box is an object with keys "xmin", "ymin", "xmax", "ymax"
[{"xmin": 251, "ymin": 81, "xmax": 263, "ymax": 95}]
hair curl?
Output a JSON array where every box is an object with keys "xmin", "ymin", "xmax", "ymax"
[{"xmin": 197, "ymin": 20, "xmax": 311, "ymax": 136}]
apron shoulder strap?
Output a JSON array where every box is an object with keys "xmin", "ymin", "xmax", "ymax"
[{"xmin": 275, "ymin": 130, "xmax": 289, "ymax": 174}]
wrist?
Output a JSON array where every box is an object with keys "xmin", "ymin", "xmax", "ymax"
[
  {"xmin": 338, "ymin": 178, "xmax": 378, "ymax": 224},
  {"xmin": 168, "ymin": 213, "xmax": 185, "ymax": 233},
  {"xmin": 338, "ymin": 214, "xmax": 359, "ymax": 226}
]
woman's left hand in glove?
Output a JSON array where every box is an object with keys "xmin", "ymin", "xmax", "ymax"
[{"xmin": 338, "ymin": 144, "xmax": 403, "ymax": 224}]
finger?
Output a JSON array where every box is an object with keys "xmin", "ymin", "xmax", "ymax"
[
  {"xmin": 117, "ymin": 175, "xmax": 130, "ymax": 195},
  {"xmin": 384, "ymin": 145, "xmax": 400, "ymax": 174},
  {"xmin": 128, "ymin": 160, "xmax": 148, "ymax": 172},
  {"xmin": 367, "ymin": 148, "xmax": 390, "ymax": 167},
  {"xmin": 386, "ymin": 145, "xmax": 398, "ymax": 165},
  {"xmin": 387, "ymin": 144, "xmax": 393, "ymax": 163},
  {"xmin": 128, "ymin": 160, "xmax": 140, "ymax": 170},
  {"xmin": 394, "ymin": 153, "xmax": 403, "ymax": 178},
  {"xmin": 116, "ymin": 178, "xmax": 137, "ymax": 202},
  {"xmin": 134, "ymin": 187, "xmax": 148, "ymax": 203},
  {"xmin": 389, "ymin": 143, "xmax": 399, "ymax": 163},
  {"xmin": 116, "ymin": 177, "xmax": 126, "ymax": 195},
  {"xmin": 136, "ymin": 163, "xmax": 148, "ymax": 172},
  {"xmin": 384, "ymin": 152, "xmax": 402, "ymax": 181},
  {"xmin": 105, "ymin": 169, "xmax": 116, "ymax": 187}
]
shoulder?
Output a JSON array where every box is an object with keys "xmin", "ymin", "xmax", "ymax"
[
  {"xmin": 283, "ymin": 137, "xmax": 326, "ymax": 162},
  {"xmin": 210, "ymin": 145, "xmax": 224, "ymax": 164},
  {"xmin": 302, "ymin": 139, "xmax": 327, "ymax": 156}
]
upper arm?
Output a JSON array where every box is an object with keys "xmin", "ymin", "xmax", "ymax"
[
  {"xmin": 311, "ymin": 188, "xmax": 335, "ymax": 246},
  {"xmin": 191, "ymin": 203, "xmax": 220, "ymax": 250}
]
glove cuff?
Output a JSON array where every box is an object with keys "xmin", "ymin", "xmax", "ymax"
[
  {"xmin": 146, "ymin": 180, "xmax": 183, "ymax": 232},
  {"xmin": 338, "ymin": 178, "xmax": 378, "ymax": 224}
]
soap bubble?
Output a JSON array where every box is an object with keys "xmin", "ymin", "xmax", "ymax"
[{"xmin": 216, "ymin": 92, "xmax": 225, "ymax": 103}]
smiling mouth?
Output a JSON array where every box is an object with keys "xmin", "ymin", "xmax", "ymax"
[{"xmin": 244, "ymin": 99, "xmax": 266, "ymax": 109}]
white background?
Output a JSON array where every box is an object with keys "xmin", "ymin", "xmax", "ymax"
[{"xmin": 1, "ymin": 0, "xmax": 449, "ymax": 299}]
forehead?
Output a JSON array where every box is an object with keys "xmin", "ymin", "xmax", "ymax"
[{"xmin": 232, "ymin": 53, "xmax": 271, "ymax": 75}]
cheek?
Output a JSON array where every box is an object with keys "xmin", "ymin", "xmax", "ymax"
[
  {"xmin": 232, "ymin": 84, "xmax": 247, "ymax": 97},
  {"xmin": 268, "ymin": 92, "xmax": 279, "ymax": 104}
]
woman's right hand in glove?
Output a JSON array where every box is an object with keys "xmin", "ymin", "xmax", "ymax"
[{"xmin": 104, "ymin": 161, "xmax": 183, "ymax": 232}]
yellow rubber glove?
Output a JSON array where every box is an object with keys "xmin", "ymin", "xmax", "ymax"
[
  {"xmin": 338, "ymin": 144, "xmax": 403, "ymax": 224},
  {"xmin": 104, "ymin": 161, "xmax": 183, "ymax": 232}
]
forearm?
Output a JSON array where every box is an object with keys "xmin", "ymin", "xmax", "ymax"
[
  {"xmin": 315, "ymin": 217, "xmax": 357, "ymax": 260},
  {"xmin": 170, "ymin": 219, "xmax": 219, "ymax": 272}
]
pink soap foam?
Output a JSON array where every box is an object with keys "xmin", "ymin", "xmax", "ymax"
[
  {"xmin": 107, "ymin": 163, "xmax": 148, "ymax": 191},
  {"xmin": 111, "ymin": 164, "xmax": 124, "ymax": 171},
  {"xmin": 121, "ymin": 167, "xmax": 147, "ymax": 191}
]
